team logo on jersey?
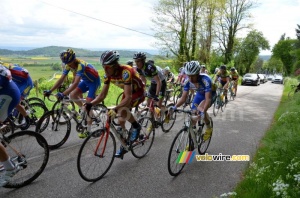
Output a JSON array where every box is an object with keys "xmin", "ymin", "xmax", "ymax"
[
  {"xmin": 122, "ymin": 70, "xmax": 130, "ymax": 81},
  {"xmin": 203, "ymin": 78, "xmax": 210, "ymax": 87}
]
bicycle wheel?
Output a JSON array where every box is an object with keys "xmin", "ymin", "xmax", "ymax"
[
  {"xmin": 23, "ymin": 102, "xmax": 49, "ymax": 130},
  {"xmin": 174, "ymin": 90, "xmax": 182, "ymax": 104},
  {"xmin": 198, "ymin": 118, "xmax": 213, "ymax": 155},
  {"xmin": 35, "ymin": 110, "xmax": 71, "ymax": 150},
  {"xmin": 2, "ymin": 131, "xmax": 49, "ymax": 188},
  {"xmin": 77, "ymin": 129, "xmax": 116, "ymax": 182},
  {"xmin": 212, "ymin": 98, "xmax": 220, "ymax": 117},
  {"xmin": 167, "ymin": 129, "xmax": 190, "ymax": 176},
  {"xmin": 51, "ymin": 100, "xmax": 76, "ymax": 124},
  {"xmin": 115, "ymin": 92, "xmax": 124, "ymax": 106},
  {"xmin": 161, "ymin": 103, "xmax": 176, "ymax": 133},
  {"xmin": 131, "ymin": 116, "xmax": 155, "ymax": 158},
  {"xmin": 27, "ymin": 97, "xmax": 46, "ymax": 106}
]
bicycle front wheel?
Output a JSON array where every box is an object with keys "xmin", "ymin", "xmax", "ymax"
[
  {"xmin": 77, "ymin": 130, "xmax": 116, "ymax": 182},
  {"xmin": 161, "ymin": 103, "xmax": 176, "ymax": 133},
  {"xmin": 167, "ymin": 129, "xmax": 189, "ymax": 176},
  {"xmin": 35, "ymin": 110, "xmax": 71, "ymax": 150},
  {"xmin": 3, "ymin": 131, "xmax": 49, "ymax": 188},
  {"xmin": 198, "ymin": 118, "xmax": 213, "ymax": 155},
  {"xmin": 131, "ymin": 116, "xmax": 155, "ymax": 158},
  {"xmin": 213, "ymin": 99, "xmax": 220, "ymax": 117}
]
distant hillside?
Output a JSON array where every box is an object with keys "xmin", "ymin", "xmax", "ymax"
[
  {"xmin": 259, "ymin": 55, "xmax": 271, "ymax": 61},
  {"xmin": 0, "ymin": 46, "xmax": 153, "ymax": 58}
]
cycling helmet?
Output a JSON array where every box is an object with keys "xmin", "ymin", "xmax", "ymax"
[
  {"xmin": 185, "ymin": 61, "xmax": 200, "ymax": 75},
  {"xmin": 179, "ymin": 67, "xmax": 184, "ymax": 73},
  {"xmin": 100, "ymin": 50, "xmax": 120, "ymax": 65},
  {"xmin": 220, "ymin": 65, "xmax": 227, "ymax": 70},
  {"xmin": 230, "ymin": 67, "xmax": 236, "ymax": 71},
  {"xmin": 147, "ymin": 60, "xmax": 155, "ymax": 65},
  {"xmin": 214, "ymin": 67, "xmax": 220, "ymax": 74},
  {"xmin": 165, "ymin": 66, "xmax": 170, "ymax": 71},
  {"xmin": 126, "ymin": 60, "xmax": 133, "ymax": 66},
  {"xmin": 201, "ymin": 65, "xmax": 206, "ymax": 68},
  {"xmin": 133, "ymin": 52, "xmax": 146, "ymax": 60},
  {"xmin": 60, "ymin": 49, "xmax": 76, "ymax": 64}
]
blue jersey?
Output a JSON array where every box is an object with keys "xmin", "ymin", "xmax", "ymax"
[
  {"xmin": 183, "ymin": 74, "xmax": 214, "ymax": 95},
  {"xmin": 63, "ymin": 60, "xmax": 99, "ymax": 83}
]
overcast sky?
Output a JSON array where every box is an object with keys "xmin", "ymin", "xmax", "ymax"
[{"xmin": 0, "ymin": 0, "xmax": 299, "ymax": 55}]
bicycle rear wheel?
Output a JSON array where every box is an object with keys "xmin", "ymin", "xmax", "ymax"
[
  {"xmin": 2, "ymin": 131, "xmax": 49, "ymax": 188},
  {"xmin": 131, "ymin": 116, "xmax": 155, "ymax": 158},
  {"xmin": 198, "ymin": 118, "xmax": 213, "ymax": 154},
  {"xmin": 77, "ymin": 130, "xmax": 116, "ymax": 182},
  {"xmin": 35, "ymin": 110, "xmax": 71, "ymax": 150},
  {"xmin": 167, "ymin": 129, "xmax": 189, "ymax": 176}
]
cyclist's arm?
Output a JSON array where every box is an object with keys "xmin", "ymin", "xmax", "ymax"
[
  {"xmin": 50, "ymin": 74, "xmax": 67, "ymax": 92},
  {"xmin": 63, "ymin": 75, "xmax": 80, "ymax": 96},
  {"xmin": 175, "ymin": 90, "xmax": 189, "ymax": 108},
  {"xmin": 202, "ymin": 91, "xmax": 212, "ymax": 112},
  {"xmin": 223, "ymin": 77, "xmax": 230, "ymax": 89},
  {"xmin": 91, "ymin": 84, "xmax": 109, "ymax": 105},
  {"xmin": 115, "ymin": 84, "xmax": 132, "ymax": 110},
  {"xmin": 140, "ymin": 75, "xmax": 146, "ymax": 85},
  {"xmin": 153, "ymin": 75, "xmax": 161, "ymax": 96}
]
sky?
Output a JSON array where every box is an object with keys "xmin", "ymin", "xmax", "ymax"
[{"xmin": 0, "ymin": 0, "xmax": 299, "ymax": 55}]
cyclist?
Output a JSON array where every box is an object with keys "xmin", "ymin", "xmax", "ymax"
[
  {"xmin": 126, "ymin": 60, "xmax": 134, "ymax": 67},
  {"xmin": 4, "ymin": 64, "xmax": 33, "ymax": 125},
  {"xmin": 171, "ymin": 61, "xmax": 215, "ymax": 141},
  {"xmin": 44, "ymin": 49, "xmax": 101, "ymax": 138},
  {"xmin": 0, "ymin": 64, "xmax": 21, "ymax": 187},
  {"xmin": 133, "ymin": 52, "xmax": 166, "ymax": 108},
  {"xmin": 175, "ymin": 64, "xmax": 187, "ymax": 85},
  {"xmin": 229, "ymin": 67, "xmax": 239, "ymax": 96},
  {"xmin": 164, "ymin": 66, "xmax": 175, "ymax": 83},
  {"xmin": 200, "ymin": 65, "xmax": 209, "ymax": 74},
  {"xmin": 214, "ymin": 65, "xmax": 230, "ymax": 103},
  {"xmin": 85, "ymin": 50, "xmax": 145, "ymax": 159}
]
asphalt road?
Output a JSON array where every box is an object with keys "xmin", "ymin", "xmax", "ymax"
[{"xmin": 1, "ymin": 81, "xmax": 283, "ymax": 198}]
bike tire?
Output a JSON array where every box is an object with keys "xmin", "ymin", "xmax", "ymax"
[
  {"xmin": 51, "ymin": 100, "xmax": 76, "ymax": 124},
  {"xmin": 77, "ymin": 130, "xmax": 116, "ymax": 182},
  {"xmin": 131, "ymin": 116, "xmax": 155, "ymax": 158},
  {"xmin": 3, "ymin": 131, "xmax": 49, "ymax": 188},
  {"xmin": 27, "ymin": 97, "xmax": 46, "ymax": 106},
  {"xmin": 35, "ymin": 110, "xmax": 71, "ymax": 150},
  {"xmin": 167, "ymin": 129, "xmax": 189, "ymax": 176},
  {"xmin": 198, "ymin": 118, "xmax": 213, "ymax": 154},
  {"xmin": 23, "ymin": 102, "xmax": 49, "ymax": 130},
  {"xmin": 161, "ymin": 103, "xmax": 176, "ymax": 133},
  {"xmin": 212, "ymin": 99, "xmax": 220, "ymax": 117}
]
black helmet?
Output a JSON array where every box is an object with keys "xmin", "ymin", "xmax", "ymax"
[
  {"xmin": 133, "ymin": 52, "xmax": 146, "ymax": 60},
  {"xmin": 220, "ymin": 65, "xmax": 227, "ymax": 70},
  {"xmin": 100, "ymin": 50, "xmax": 120, "ymax": 65},
  {"xmin": 230, "ymin": 67, "xmax": 236, "ymax": 71},
  {"xmin": 126, "ymin": 60, "xmax": 133, "ymax": 66},
  {"xmin": 60, "ymin": 49, "xmax": 76, "ymax": 64},
  {"xmin": 147, "ymin": 59, "xmax": 154, "ymax": 64}
]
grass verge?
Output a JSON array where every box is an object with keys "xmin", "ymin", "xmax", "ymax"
[{"xmin": 221, "ymin": 78, "xmax": 300, "ymax": 198}]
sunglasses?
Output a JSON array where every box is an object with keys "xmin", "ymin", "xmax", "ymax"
[{"xmin": 102, "ymin": 64, "xmax": 115, "ymax": 69}]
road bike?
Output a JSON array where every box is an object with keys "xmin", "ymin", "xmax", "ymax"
[
  {"xmin": 77, "ymin": 108, "xmax": 155, "ymax": 182},
  {"xmin": 212, "ymin": 88, "xmax": 226, "ymax": 117},
  {"xmin": 36, "ymin": 95, "xmax": 105, "ymax": 150},
  {"xmin": 0, "ymin": 125, "xmax": 49, "ymax": 188},
  {"xmin": 167, "ymin": 109, "xmax": 213, "ymax": 176}
]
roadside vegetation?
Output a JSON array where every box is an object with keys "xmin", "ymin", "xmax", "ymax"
[{"xmin": 220, "ymin": 78, "xmax": 300, "ymax": 198}]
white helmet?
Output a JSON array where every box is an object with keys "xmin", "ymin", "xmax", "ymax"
[
  {"xmin": 165, "ymin": 66, "xmax": 170, "ymax": 71},
  {"xmin": 185, "ymin": 61, "xmax": 200, "ymax": 75}
]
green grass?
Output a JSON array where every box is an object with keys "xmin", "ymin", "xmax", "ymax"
[{"xmin": 231, "ymin": 78, "xmax": 300, "ymax": 198}]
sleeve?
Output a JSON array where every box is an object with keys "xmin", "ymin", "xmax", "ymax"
[
  {"xmin": 62, "ymin": 65, "xmax": 70, "ymax": 75},
  {"xmin": 183, "ymin": 79, "xmax": 190, "ymax": 91},
  {"xmin": 122, "ymin": 68, "xmax": 132, "ymax": 85},
  {"xmin": 202, "ymin": 76, "xmax": 212, "ymax": 92},
  {"xmin": 103, "ymin": 74, "xmax": 110, "ymax": 84}
]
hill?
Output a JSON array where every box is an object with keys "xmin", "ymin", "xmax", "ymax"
[
  {"xmin": 0, "ymin": 46, "xmax": 153, "ymax": 58},
  {"xmin": 259, "ymin": 55, "xmax": 271, "ymax": 61}
]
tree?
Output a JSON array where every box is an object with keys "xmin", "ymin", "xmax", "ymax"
[
  {"xmin": 235, "ymin": 30, "xmax": 270, "ymax": 73},
  {"xmin": 215, "ymin": 0, "xmax": 256, "ymax": 64},
  {"xmin": 272, "ymin": 39, "xmax": 297, "ymax": 75}
]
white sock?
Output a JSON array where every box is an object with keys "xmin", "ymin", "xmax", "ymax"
[
  {"xmin": 2, "ymin": 157, "xmax": 15, "ymax": 171},
  {"xmin": 87, "ymin": 125, "xmax": 91, "ymax": 132}
]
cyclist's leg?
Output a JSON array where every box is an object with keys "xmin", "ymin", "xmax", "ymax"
[
  {"xmin": 197, "ymin": 96, "xmax": 213, "ymax": 141},
  {"xmin": 234, "ymin": 80, "xmax": 238, "ymax": 95},
  {"xmin": 0, "ymin": 81, "xmax": 21, "ymax": 186},
  {"xmin": 158, "ymin": 80, "xmax": 167, "ymax": 108}
]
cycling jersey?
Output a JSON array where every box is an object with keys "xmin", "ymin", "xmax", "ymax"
[
  {"xmin": 8, "ymin": 64, "xmax": 33, "ymax": 98},
  {"xmin": 0, "ymin": 65, "xmax": 21, "ymax": 122},
  {"xmin": 216, "ymin": 70, "xmax": 230, "ymax": 82},
  {"xmin": 104, "ymin": 65, "xmax": 145, "ymax": 107},
  {"xmin": 63, "ymin": 60, "xmax": 101, "ymax": 100},
  {"xmin": 230, "ymin": 71, "xmax": 239, "ymax": 80},
  {"xmin": 183, "ymin": 74, "xmax": 216, "ymax": 110},
  {"xmin": 136, "ymin": 62, "xmax": 165, "ymax": 84}
]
